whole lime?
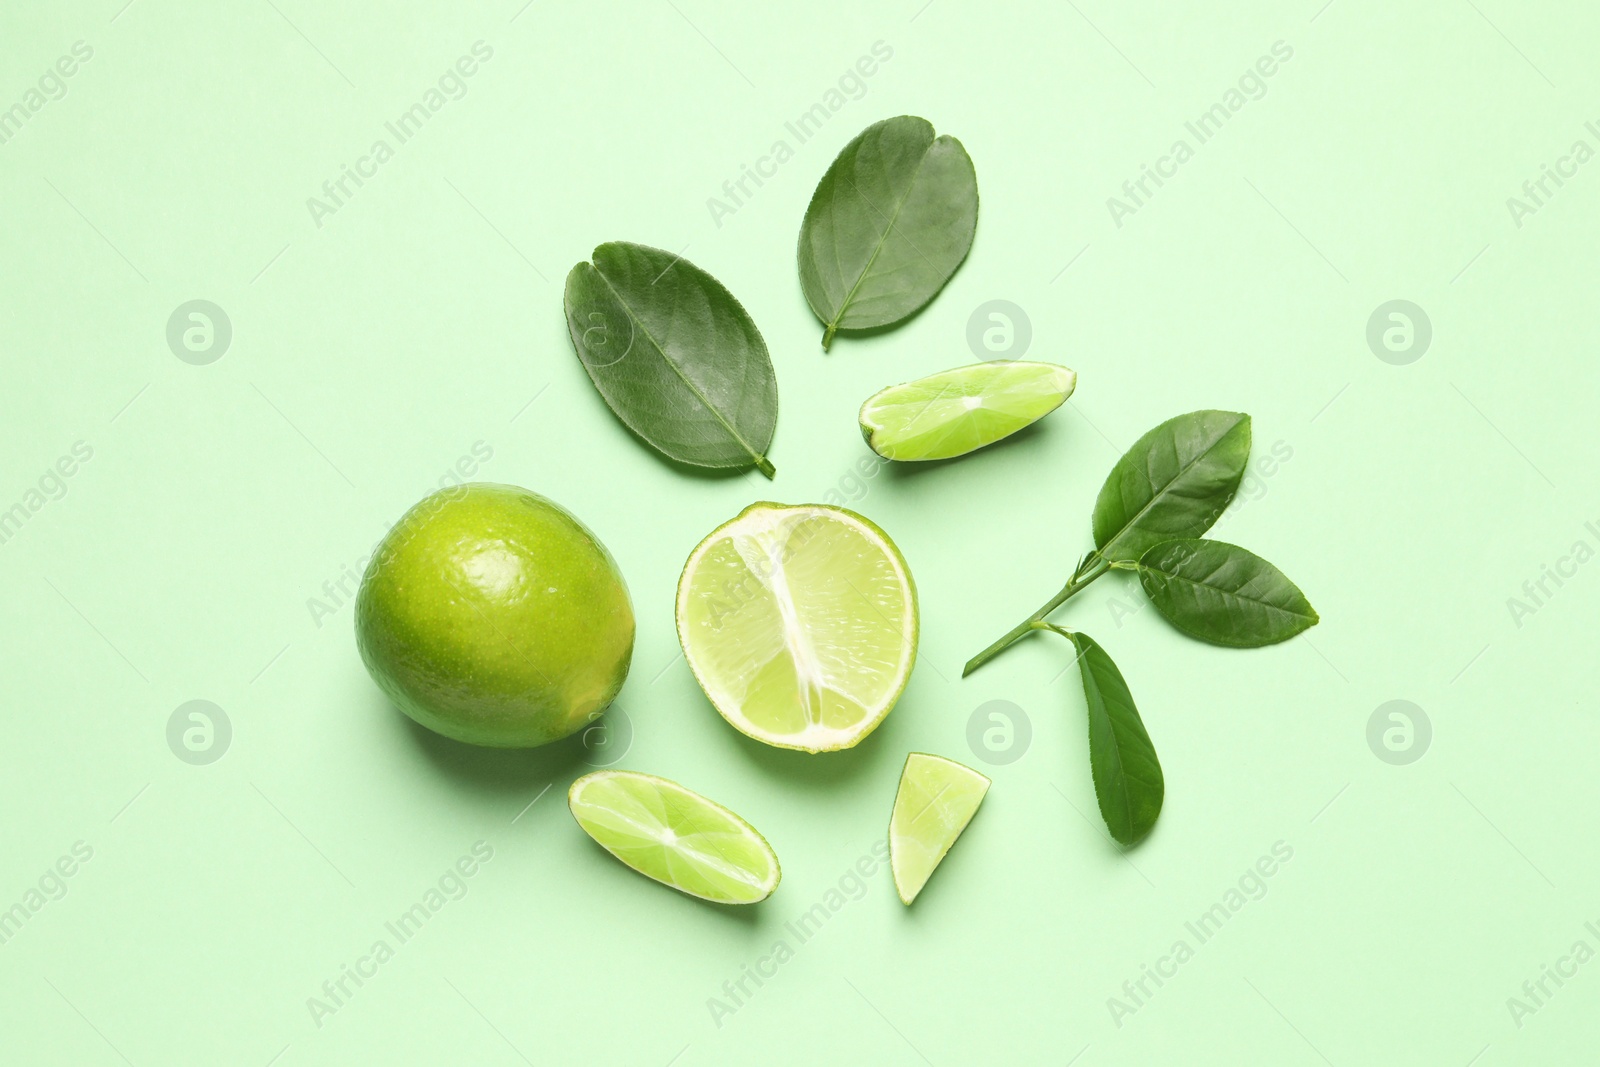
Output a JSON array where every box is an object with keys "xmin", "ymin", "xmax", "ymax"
[{"xmin": 355, "ymin": 483, "xmax": 634, "ymax": 747}]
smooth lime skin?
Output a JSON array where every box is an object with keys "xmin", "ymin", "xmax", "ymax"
[{"xmin": 355, "ymin": 483, "xmax": 634, "ymax": 747}]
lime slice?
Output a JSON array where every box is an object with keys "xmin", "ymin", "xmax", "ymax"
[
  {"xmin": 568, "ymin": 770, "xmax": 780, "ymax": 904},
  {"xmin": 889, "ymin": 753, "xmax": 990, "ymax": 904},
  {"xmin": 676, "ymin": 503, "xmax": 918, "ymax": 753},
  {"xmin": 859, "ymin": 360, "xmax": 1077, "ymax": 461}
]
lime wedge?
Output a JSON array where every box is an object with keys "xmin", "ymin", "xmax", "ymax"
[
  {"xmin": 568, "ymin": 770, "xmax": 780, "ymax": 904},
  {"xmin": 859, "ymin": 360, "xmax": 1076, "ymax": 461},
  {"xmin": 676, "ymin": 503, "xmax": 918, "ymax": 753},
  {"xmin": 889, "ymin": 753, "xmax": 990, "ymax": 904}
]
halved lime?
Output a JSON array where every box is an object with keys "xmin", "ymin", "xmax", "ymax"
[
  {"xmin": 568, "ymin": 770, "xmax": 780, "ymax": 904},
  {"xmin": 889, "ymin": 752, "xmax": 990, "ymax": 904},
  {"xmin": 676, "ymin": 503, "xmax": 918, "ymax": 753},
  {"xmin": 859, "ymin": 360, "xmax": 1077, "ymax": 461}
]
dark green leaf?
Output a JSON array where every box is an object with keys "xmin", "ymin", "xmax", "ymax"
[
  {"xmin": 564, "ymin": 242, "xmax": 778, "ymax": 477},
  {"xmin": 1137, "ymin": 539, "xmax": 1318, "ymax": 647},
  {"xmin": 797, "ymin": 115, "xmax": 978, "ymax": 349},
  {"xmin": 1092, "ymin": 410, "xmax": 1250, "ymax": 562},
  {"xmin": 1069, "ymin": 630, "xmax": 1163, "ymax": 846}
]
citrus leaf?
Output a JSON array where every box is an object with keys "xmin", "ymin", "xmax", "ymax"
[
  {"xmin": 1092, "ymin": 410, "xmax": 1250, "ymax": 562},
  {"xmin": 1137, "ymin": 539, "xmax": 1318, "ymax": 647},
  {"xmin": 1068, "ymin": 630, "xmax": 1163, "ymax": 846},
  {"xmin": 564, "ymin": 242, "xmax": 777, "ymax": 477},
  {"xmin": 798, "ymin": 115, "xmax": 978, "ymax": 350}
]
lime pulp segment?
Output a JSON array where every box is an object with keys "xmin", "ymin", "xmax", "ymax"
[
  {"xmin": 568, "ymin": 770, "xmax": 780, "ymax": 904},
  {"xmin": 889, "ymin": 753, "xmax": 990, "ymax": 904},
  {"xmin": 859, "ymin": 360, "xmax": 1077, "ymax": 461},
  {"xmin": 676, "ymin": 503, "xmax": 918, "ymax": 753}
]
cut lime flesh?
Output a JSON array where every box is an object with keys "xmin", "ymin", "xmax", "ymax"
[
  {"xmin": 860, "ymin": 360, "xmax": 1076, "ymax": 461},
  {"xmin": 676, "ymin": 503, "xmax": 918, "ymax": 753},
  {"xmin": 568, "ymin": 770, "xmax": 779, "ymax": 904},
  {"xmin": 889, "ymin": 753, "xmax": 990, "ymax": 904}
]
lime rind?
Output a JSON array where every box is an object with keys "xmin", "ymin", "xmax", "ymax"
[
  {"xmin": 676, "ymin": 503, "xmax": 918, "ymax": 753},
  {"xmin": 568, "ymin": 770, "xmax": 780, "ymax": 904},
  {"xmin": 889, "ymin": 752, "xmax": 991, "ymax": 904},
  {"xmin": 353, "ymin": 482, "xmax": 635, "ymax": 748},
  {"xmin": 860, "ymin": 360, "xmax": 1076, "ymax": 462}
]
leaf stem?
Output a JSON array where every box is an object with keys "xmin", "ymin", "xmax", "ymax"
[
  {"xmin": 962, "ymin": 555, "xmax": 1110, "ymax": 677},
  {"xmin": 822, "ymin": 323, "xmax": 837, "ymax": 351},
  {"xmin": 755, "ymin": 454, "xmax": 776, "ymax": 479}
]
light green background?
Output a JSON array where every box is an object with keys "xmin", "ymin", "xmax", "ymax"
[{"xmin": 3, "ymin": 0, "xmax": 1596, "ymax": 1063}]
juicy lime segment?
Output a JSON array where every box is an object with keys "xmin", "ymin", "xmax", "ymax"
[
  {"xmin": 677, "ymin": 503, "xmax": 918, "ymax": 753},
  {"xmin": 568, "ymin": 770, "xmax": 779, "ymax": 904},
  {"xmin": 889, "ymin": 753, "xmax": 990, "ymax": 904},
  {"xmin": 860, "ymin": 360, "xmax": 1077, "ymax": 462}
]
